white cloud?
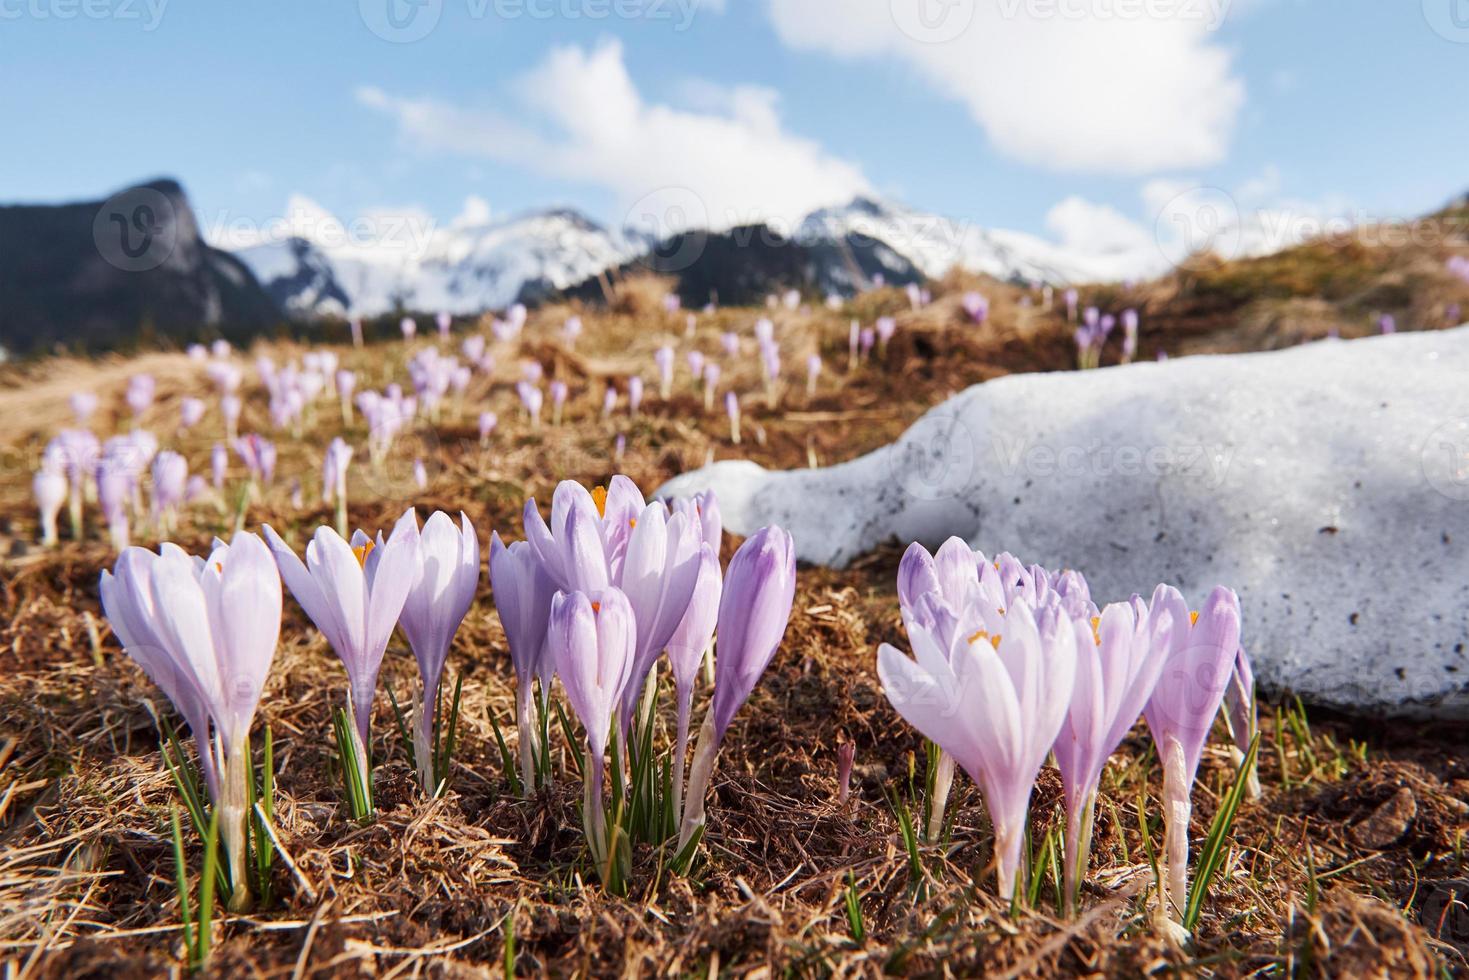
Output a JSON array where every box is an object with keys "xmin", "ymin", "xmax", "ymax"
[
  {"xmin": 765, "ymin": 0, "xmax": 1245, "ymax": 175},
  {"xmin": 357, "ymin": 39, "xmax": 871, "ymax": 233},
  {"xmin": 1045, "ymin": 195, "xmax": 1154, "ymax": 254}
]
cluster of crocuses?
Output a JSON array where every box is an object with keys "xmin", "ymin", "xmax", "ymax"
[
  {"xmin": 497, "ymin": 478, "xmax": 796, "ymax": 882},
  {"xmin": 1073, "ymin": 306, "xmax": 1141, "ymax": 369},
  {"xmin": 100, "ymin": 476, "xmax": 796, "ymax": 887},
  {"xmin": 879, "ymin": 538, "xmax": 1251, "ymax": 930}
]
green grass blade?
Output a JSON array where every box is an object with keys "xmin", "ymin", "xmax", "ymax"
[
  {"xmin": 169, "ymin": 807, "xmax": 195, "ymax": 957},
  {"xmin": 1183, "ymin": 732, "xmax": 1260, "ymax": 930},
  {"xmin": 487, "ymin": 707, "xmax": 523, "ymax": 797},
  {"xmin": 196, "ymin": 807, "xmax": 221, "ymax": 969}
]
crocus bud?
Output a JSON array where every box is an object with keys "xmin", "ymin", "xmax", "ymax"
[
  {"xmin": 413, "ymin": 459, "xmax": 428, "ymax": 491},
  {"xmin": 180, "ymin": 397, "xmax": 206, "ymax": 431},
  {"xmin": 614, "ymin": 433, "xmax": 626, "ymax": 461},
  {"xmin": 70, "ymin": 392, "xmax": 99, "ymax": 424},
  {"xmin": 655, "ymin": 346, "xmax": 675, "ymax": 399},
  {"xmin": 806, "ymin": 353, "xmax": 822, "ymax": 397},
  {"xmin": 627, "ymin": 376, "xmax": 643, "ymax": 417},
  {"xmin": 126, "ymin": 375, "xmax": 155, "ymax": 417},
  {"xmin": 676, "ymin": 526, "xmax": 796, "ymax": 854},
  {"xmin": 398, "ymin": 510, "xmax": 479, "ymax": 792},
  {"xmin": 549, "ymin": 380, "xmax": 568, "ymax": 425},
  {"xmin": 436, "ymin": 311, "xmax": 452, "ymax": 341},
  {"xmin": 725, "ymin": 391, "xmax": 740, "ymax": 444},
  {"xmin": 401, "ymin": 316, "xmax": 417, "ymax": 341},
  {"xmin": 1379, "ymin": 313, "xmax": 1396, "ymax": 335},
  {"xmin": 211, "ymin": 443, "xmax": 228, "ymax": 490},
  {"xmin": 687, "ymin": 350, "xmax": 705, "ymax": 384},
  {"xmin": 221, "ymin": 394, "xmax": 242, "ymax": 442},
  {"xmin": 151, "ymin": 450, "xmax": 188, "ymax": 530},
  {"xmin": 563, "ymin": 315, "xmax": 582, "ymax": 347},
  {"xmin": 517, "ymin": 383, "xmax": 543, "ymax": 427},
  {"xmin": 478, "ymin": 411, "xmax": 497, "ymax": 447},
  {"xmin": 33, "ymin": 466, "xmax": 67, "ymax": 547},
  {"xmin": 702, "ymin": 362, "xmax": 721, "ymax": 412},
  {"xmin": 837, "ymin": 741, "xmax": 856, "ymax": 809},
  {"xmin": 602, "ymin": 386, "xmax": 617, "ymax": 418},
  {"xmin": 721, "ymin": 331, "xmax": 739, "ymax": 358}
]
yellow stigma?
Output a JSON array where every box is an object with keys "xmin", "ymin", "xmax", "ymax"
[
  {"xmin": 1090, "ymin": 616, "xmax": 1102, "ymax": 643},
  {"xmin": 353, "ymin": 540, "xmax": 375, "ymax": 567},
  {"xmin": 591, "ymin": 600, "xmax": 601, "ymax": 613},
  {"xmin": 967, "ymin": 629, "xmax": 1002, "ymax": 649},
  {"xmin": 1190, "ymin": 610, "xmax": 1200, "ymax": 626},
  {"xmin": 591, "ymin": 484, "xmax": 608, "ymax": 518}
]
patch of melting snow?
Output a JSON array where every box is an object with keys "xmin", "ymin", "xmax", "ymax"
[{"xmin": 659, "ymin": 328, "xmax": 1469, "ymax": 718}]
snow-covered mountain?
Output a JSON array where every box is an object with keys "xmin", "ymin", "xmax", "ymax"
[
  {"xmin": 798, "ymin": 196, "xmax": 1161, "ymax": 286},
  {"xmin": 233, "ymin": 200, "xmax": 651, "ymax": 318},
  {"xmin": 230, "ymin": 194, "xmax": 1154, "ymax": 318}
]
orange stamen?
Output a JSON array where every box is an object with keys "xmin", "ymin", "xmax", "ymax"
[
  {"xmin": 591, "ymin": 485, "xmax": 608, "ymax": 518},
  {"xmin": 353, "ymin": 540, "xmax": 375, "ymax": 567}
]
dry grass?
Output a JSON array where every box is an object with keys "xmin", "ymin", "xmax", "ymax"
[{"xmin": 0, "ymin": 269, "xmax": 1467, "ymax": 977}]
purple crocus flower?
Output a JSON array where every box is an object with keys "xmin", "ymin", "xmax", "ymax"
[
  {"xmin": 721, "ymin": 331, "xmax": 739, "ymax": 358},
  {"xmin": 489, "ymin": 531, "xmax": 558, "ymax": 788},
  {"xmin": 686, "ymin": 350, "xmax": 705, "ymax": 384},
  {"xmin": 179, "ymin": 397, "xmax": 206, "ymax": 431},
  {"xmin": 99, "ymin": 531, "xmax": 281, "ymax": 907},
  {"xmin": 522, "ymin": 478, "xmax": 702, "ymax": 730},
  {"xmin": 725, "ymin": 391, "xmax": 740, "ymax": 444},
  {"xmin": 70, "ymin": 391, "xmax": 99, "ymax": 424},
  {"xmin": 33, "ymin": 464, "xmax": 67, "ymax": 547},
  {"xmin": 263, "ymin": 510, "xmax": 419, "ymax": 809},
  {"xmin": 1065, "ymin": 288, "xmax": 1079, "ymax": 322},
  {"xmin": 397, "ymin": 510, "xmax": 480, "ymax": 793},
  {"xmin": 875, "ymin": 316, "xmax": 897, "ymax": 351},
  {"xmin": 1223, "ymin": 644, "xmax": 1261, "ymax": 800},
  {"xmin": 665, "ymin": 543, "xmax": 721, "ymax": 821},
  {"xmin": 547, "ymin": 587, "xmax": 636, "ymax": 864},
  {"xmin": 676, "ymin": 526, "xmax": 796, "ymax": 853},
  {"xmin": 478, "ymin": 411, "xmax": 498, "ymax": 446},
  {"xmin": 1121, "ymin": 309, "xmax": 1140, "ymax": 364},
  {"xmin": 517, "ymin": 382, "xmax": 544, "ymax": 426},
  {"xmin": 151, "ymin": 450, "xmax": 188, "ymax": 531},
  {"xmin": 754, "ymin": 318, "xmax": 774, "ymax": 345},
  {"xmin": 211, "ymin": 443, "xmax": 228, "ymax": 490},
  {"xmin": 1143, "ymin": 585, "xmax": 1242, "ymax": 928},
  {"xmin": 1052, "ymin": 598, "xmax": 1170, "ymax": 914},
  {"xmin": 563, "ymin": 316, "xmax": 583, "ymax": 347},
  {"xmin": 97, "ymin": 459, "xmax": 131, "ymax": 550},
  {"xmin": 859, "ymin": 328, "xmax": 876, "ymax": 357},
  {"xmin": 1379, "ymin": 313, "xmax": 1396, "ymax": 335},
  {"xmin": 627, "ymin": 376, "xmax": 644, "ymax": 417},
  {"xmin": 549, "ymin": 380, "xmax": 568, "ymax": 425},
  {"xmin": 879, "ymin": 598, "xmax": 1077, "ymax": 901},
  {"xmin": 220, "ymin": 394, "xmax": 242, "ymax": 442},
  {"xmin": 602, "ymin": 386, "xmax": 617, "ymax": 418},
  {"xmin": 655, "ymin": 346, "xmax": 675, "ymax": 399},
  {"xmin": 962, "ymin": 291, "xmax": 989, "ymax": 324},
  {"xmin": 436, "ymin": 310, "xmax": 452, "ymax": 341},
  {"xmin": 234, "ymin": 434, "xmax": 276, "ymax": 486},
  {"xmin": 702, "ymin": 362, "xmax": 721, "ymax": 412},
  {"xmin": 126, "ymin": 374, "xmax": 155, "ymax": 416},
  {"xmin": 401, "ymin": 316, "xmax": 417, "ymax": 341}
]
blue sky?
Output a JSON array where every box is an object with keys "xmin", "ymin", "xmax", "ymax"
[{"xmin": 1, "ymin": 0, "xmax": 1465, "ymax": 252}]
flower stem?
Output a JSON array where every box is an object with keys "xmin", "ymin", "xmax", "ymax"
[
  {"xmin": 1063, "ymin": 786, "xmax": 1097, "ymax": 918},
  {"xmin": 1160, "ymin": 736, "xmax": 1191, "ymax": 925},
  {"xmin": 926, "ymin": 750, "xmax": 954, "ymax": 842},
  {"xmin": 675, "ymin": 710, "xmax": 720, "ymax": 855},
  {"xmin": 220, "ymin": 732, "xmax": 251, "ymax": 912}
]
